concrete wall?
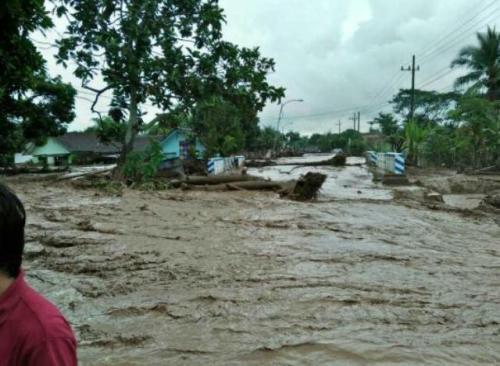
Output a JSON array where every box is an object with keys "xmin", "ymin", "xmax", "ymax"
[
  {"xmin": 14, "ymin": 154, "xmax": 34, "ymax": 164},
  {"xmin": 375, "ymin": 152, "xmax": 405, "ymax": 175},
  {"xmin": 207, "ymin": 156, "xmax": 245, "ymax": 175}
]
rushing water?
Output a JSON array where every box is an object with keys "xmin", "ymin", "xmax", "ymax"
[
  {"xmin": 249, "ymin": 155, "xmax": 393, "ymax": 201},
  {"xmin": 8, "ymin": 157, "xmax": 500, "ymax": 365}
]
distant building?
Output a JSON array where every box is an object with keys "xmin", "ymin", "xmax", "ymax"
[
  {"xmin": 160, "ymin": 128, "xmax": 205, "ymax": 160},
  {"xmin": 23, "ymin": 132, "xmax": 151, "ymax": 166},
  {"xmin": 362, "ymin": 132, "xmax": 385, "ymax": 146},
  {"xmin": 19, "ymin": 129, "xmax": 205, "ymax": 167}
]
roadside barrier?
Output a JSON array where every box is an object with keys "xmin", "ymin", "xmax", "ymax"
[
  {"xmin": 207, "ymin": 156, "xmax": 245, "ymax": 175},
  {"xmin": 394, "ymin": 154, "xmax": 405, "ymax": 175},
  {"xmin": 366, "ymin": 152, "xmax": 406, "ymax": 175},
  {"xmin": 366, "ymin": 151, "xmax": 378, "ymax": 165}
]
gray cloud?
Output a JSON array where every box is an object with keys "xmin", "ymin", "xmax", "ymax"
[{"xmin": 38, "ymin": 0, "xmax": 498, "ymax": 134}]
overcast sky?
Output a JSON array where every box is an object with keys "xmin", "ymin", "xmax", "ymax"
[{"xmin": 38, "ymin": 0, "xmax": 500, "ymax": 135}]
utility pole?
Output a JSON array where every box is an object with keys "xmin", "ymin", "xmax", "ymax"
[
  {"xmin": 401, "ymin": 54, "xmax": 420, "ymax": 121},
  {"xmin": 273, "ymin": 99, "xmax": 304, "ymax": 156},
  {"xmin": 349, "ymin": 113, "xmax": 357, "ymax": 130},
  {"xmin": 357, "ymin": 111, "xmax": 361, "ymax": 132}
]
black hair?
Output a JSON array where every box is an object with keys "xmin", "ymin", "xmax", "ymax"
[{"xmin": 0, "ymin": 183, "xmax": 26, "ymax": 278}]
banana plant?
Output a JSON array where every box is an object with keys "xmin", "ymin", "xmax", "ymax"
[{"xmin": 404, "ymin": 120, "xmax": 428, "ymax": 166}]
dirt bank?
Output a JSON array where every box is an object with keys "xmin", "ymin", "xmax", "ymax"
[
  {"xmin": 5, "ymin": 171, "xmax": 500, "ymax": 365},
  {"xmin": 408, "ymin": 167, "xmax": 500, "ymax": 195}
]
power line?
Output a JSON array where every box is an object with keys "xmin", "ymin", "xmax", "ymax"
[
  {"xmin": 419, "ymin": 68, "xmax": 458, "ymax": 90},
  {"xmin": 411, "ymin": 5, "xmax": 500, "ymax": 91},
  {"xmin": 417, "ymin": 0, "xmax": 498, "ymax": 60},
  {"xmin": 75, "ymin": 95, "xmax": 97, "ymax": 103},
  {"xmin": 436, "ymin": 83, "xmax": 457, "ymax": 93},
  {"xmin": 420, "ymin": 7, "xmax": 500, "ymax": 65},
  {"xmin": 30, "ymin": 38, "xmax": 58, "ymax": 48},
  {"xmin": 265, "ymin": 101, "xmax": 391, "ymax": 123},
  {"xmin": 370, "ymin": 72, "xmax": 406, "ymax": 105}
]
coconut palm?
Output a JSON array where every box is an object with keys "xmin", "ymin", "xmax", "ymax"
[{"xmin": 451, "ymin": 26, "xmax": 500, "ymax": 100}]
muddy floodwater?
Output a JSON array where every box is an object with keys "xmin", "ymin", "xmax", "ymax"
[{"xmin": 6, "ymin": 157, "xmax": 500, "ymax": 365}]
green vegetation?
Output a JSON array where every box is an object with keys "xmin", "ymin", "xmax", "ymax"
[
  {"xmin": 0, "ymin": 0, "xmax": 75, "ymax": 165},
  {"xmin": 53, "ymin": 0, "xmax": 284, "ymax": 177},
  {"xmin": 370, "ymin": 27, "xmax": 500, "ymax": 169},
  {"xmin": 0, "ymin": 1, "xmax": 497, "ymax": 173},
  {"xmin": 451, "ymin": 26, "xmax": 500, "ymax": 100},
  {"xmin": 123, "ymin": 140, "xmax": 164, "ymax": 182},
  {"xmin": 309, "ymin": 130, "xmax": 367, "ymax": 155}
]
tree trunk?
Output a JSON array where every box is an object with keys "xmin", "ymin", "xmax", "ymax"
[
  {"xmin": 180, "ymin": 172, "xmax": 327, "ymax": 201},
  {"xmin": 170, "ymin": 174, "xmax": 263, "ymax": 188},
  {"xmin": 113, "ymin": 91, "xmax": 139, "ymax": 180},
  {"xmin": 182, "ymin": 180, "xmax": 288, "ymax": 192}
]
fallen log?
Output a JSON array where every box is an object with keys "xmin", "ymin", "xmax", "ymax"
[
  {"xmin": 182, "ymin": 180, "xmax": 288, "ymax": 192},
  {"xmin": 246, "ymin": 154, "xmax": 347, "ymax": 169},
  {"xmin": 482, "ymin": 194, "xmax": 500, "ymax": 209},
  {"xmin": 472, "ymin": 164, "xmax": 500, "ymax": 175},
  {"xmin": 286, "ymin": 172, "xmax": 327, "ymax": 200},
  {"xmin": 181, "ymin": 172, "xmax": 327, "ymax": 201},
  {"xmin": 289, "ymin": 154, "xmax": 346, "ymax": 167},
  {"xmin": 171, "ymin": 174, "xmax": 263, "ymax": 187},
  {"xmin": 245, "ymin": 159, "xmax": 277, "ymax": 168},
  {"xmin": 0, "ymin": 166, "xmax": 69, "ymax": 176},
  {"xmin": 57, "ymin": 168, "xmax": 114, "ymax": 181}
]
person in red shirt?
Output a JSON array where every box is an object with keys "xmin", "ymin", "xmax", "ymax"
[{"xmin": 0, "ymin": 183, "xmax": 77, "ymax": 365}]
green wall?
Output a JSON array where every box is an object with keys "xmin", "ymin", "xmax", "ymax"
[{"xmin": 31, "ymin": 137, "xmax": 70, "ymax": 157}]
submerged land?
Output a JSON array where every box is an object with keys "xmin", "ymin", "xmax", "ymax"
[{"xmin": 5, "ymin": 157, "xmax": 500, "ymax": 365}]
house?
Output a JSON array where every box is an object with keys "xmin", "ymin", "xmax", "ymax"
[
  {"xmin": 27, "ymin": 136, "xmax": 75, "ymax": 166},
  {"xmin": 22, "ymin": 129, "xmax": 205, "ymax": 167},
  {"xmin": 25, "ymin": 132, "xmax": 152, "ymax": 167},
  {"xmin": 362, "ymin": 132, "xmax": 386, "ymax": 146},
  {"xmin": 160, "ymin": 128, "xmax": 205, "ymax": 160}
]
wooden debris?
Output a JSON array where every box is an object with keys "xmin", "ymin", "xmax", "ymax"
[
  {"xmin": 295, "ymin": 154, "xmax": 346, "ymax": 167},
  {"xmin": 286, "ymin": 172, "xmax": 327, "ymax": 201},
  {"xmin": 245, "ymin": 154, "xmax": 347, "ymax": 168},
  {"xmin": 245, "ymin": 160, "xmax": 277, "ymax": 168},
  {"xmin": 171, "ymin": 174, "xmax": 263, "ymax": 188},
  {"xmin": 482, "ymin": 194, "xmax": 500, "ymax": 209},
  {"xmin": 57, "ymin": 168, "xmax": 114, "ymax": 181},
  {"xmin": 180, "ymin": 172, "xmax": 327, "ymax": 201},
  {"xmin": 181, "ymin": 180, "xmax": 287, "ymax": 192}
]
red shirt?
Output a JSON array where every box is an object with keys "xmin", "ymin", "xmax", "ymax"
[{"xmin": 0, "ymin": 273, "xmax": 77, "ymax": 366}]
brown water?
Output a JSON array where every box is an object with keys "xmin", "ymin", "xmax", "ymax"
[{"xmin": 6, "ymin": 161, "xmax": 500, "ymax": 365}]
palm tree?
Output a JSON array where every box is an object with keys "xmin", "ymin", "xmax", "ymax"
[{"xmin": 451, "ymin": 26, "xmax": 500, "ymax": 100}]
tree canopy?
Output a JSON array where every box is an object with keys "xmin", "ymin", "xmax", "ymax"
[
  {"xmin": 54, "ymin": 0, "xmax": 285, "ymax": 173},
  {"xmin": 451, "ymin": 26, "xmax": 500, "ymax": 100},
  {"xmin": 390, "ymin": 89, "xmax": 458, "ymax": 125},
  {"xmin": 0, "ymin": 0, "xmax": 75, "ymax": 165}
]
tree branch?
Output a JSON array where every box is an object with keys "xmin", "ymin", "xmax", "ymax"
[
  {"xmin": 82, "ymin": 84, "xmax": 114, "ymax": 121},
  {"xmin": 143, "ymin": 113, "xmax": 169, "ymax": 131}
]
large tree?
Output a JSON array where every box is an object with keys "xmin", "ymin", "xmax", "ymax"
[
  {"xmin": 373, "ymin": 112, "xmax": 404, "ymax": 152},
  {"xmin": 0, "ymin": 0, "xmax": 75, "ymax": 165},
  {"xmin": 451, "ymin": 26, "xmax": 500, "ymax": 101},
  {"xmin": 390, "ymin": 89, "xmax": 458, "ymax": 125},
  {"xmin": 192, "ymin": 96, "xmax": 245, "ymax": 157},
  {"xmin": 54, "ymin": 0, "xmax": 284, "ymax": 175},
  {"xmin": 449, "ymin": 96, "xmax": 500, "ymax": 168}
]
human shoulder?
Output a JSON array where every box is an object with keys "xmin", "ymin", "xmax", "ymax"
[{"xmin": 17, "ymin": 283, "xmax": 75, "ymax": 341}]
